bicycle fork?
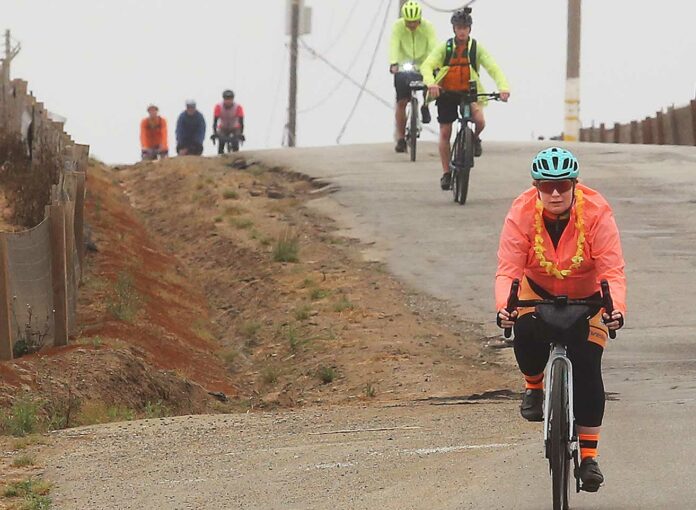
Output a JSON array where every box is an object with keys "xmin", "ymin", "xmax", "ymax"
[{"xmin": 543, "ymin": 345, "xmax": 581, "ymax": 490}]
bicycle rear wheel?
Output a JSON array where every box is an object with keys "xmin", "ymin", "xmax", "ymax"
[
  {"xmin": 550, "ymin": 359, "xmax": 571, "ymax": 510},
  {"xmin": 409, "ymin": 97, "xmax": 418, "ymax": 162}
]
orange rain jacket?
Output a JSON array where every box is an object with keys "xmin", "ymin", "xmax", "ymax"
[
  {"xmin": 495, "ymin": 183, "xmax": 626, "ymax": 314},
  {"xmin": 140, "ymin": 116, "xmax": 169, "ymax": 151}
]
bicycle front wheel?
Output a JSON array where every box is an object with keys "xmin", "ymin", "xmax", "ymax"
[
  {"xmin": 550, "ymin": 359, "xmax": 571, "ymax": 510},
  {"xmin": 409, "ymin": 97, "xmax": 418, "ymax": 162},
  {"xmin": 450, "ymin": 128, "xmax": 463, "ymax": 202}
]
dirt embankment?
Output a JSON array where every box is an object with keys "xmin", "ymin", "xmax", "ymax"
[
  {"xmin": 0, "ymin": 154, "xmax": 514, "ymax": 420},
  {"xmin": 117, "ymin": 155, "xmax": 514, "ymax": 407}
]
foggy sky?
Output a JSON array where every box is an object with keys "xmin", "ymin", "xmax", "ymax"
[{"xmin": 4, "ymin": 0, "xmax": 695, "ymax": 163}]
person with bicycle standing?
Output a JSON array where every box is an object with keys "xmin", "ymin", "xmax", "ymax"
[
  {"xmin": 211, "ymin": 89, "xmax": 245, "ymax": 155},
  {"xmin": 140, "ymin": 104, "xmax": 169, "ymax": 160},
  {"xmin": 421, "ymin": 8, "xmax": 510, "ymax": 190},
  {"xmin": 176, "ymin": 99, "xmax": 206, "ymax": 156},
  {"xmin": 389, "ymin": 1, "xmax": 438, "ymax": 153},
  {"xmin": 495, "ymin": 147, "xmax": 626, "ymax": 492}
]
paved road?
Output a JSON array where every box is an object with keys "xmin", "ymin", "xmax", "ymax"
[
  {"xmin": 45, "ymin": 142, "xmax": 696, "ymax": 509},
  {"xmin": 249, "ymin": 142, "xmax": 696, "ymax": 508}
]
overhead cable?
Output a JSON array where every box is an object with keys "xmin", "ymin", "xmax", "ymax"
[
  {"xmin": 420, "ymin": 0, "xmax": 477, "ymax": 13},
  {"xmin": 299, "ymin": 39, "xmax": 392, "ymax": 110},
  {"xmin": 299, "ymin": 0, "xmax": 387, "ymax": 114},
  {"xmin": 335, "ymin": 0, "xmax": 394, "ymax": 144}
]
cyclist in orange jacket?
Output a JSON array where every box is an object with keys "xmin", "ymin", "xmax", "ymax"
[
  {"xmin": 496, "ymin": 147, "xmax": 626, "ymax": 492},
  {"xmin": 140, "ymin": 104, "xmax": 169, "ymax": 160}
]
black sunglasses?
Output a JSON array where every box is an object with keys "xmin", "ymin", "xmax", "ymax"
[{"xmin": 536, "ymin": 180, "xmax": 574, "ymax": 194}]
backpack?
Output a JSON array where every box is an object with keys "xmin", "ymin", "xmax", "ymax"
[{"xmin": 443, "ymin": 37, "xmax": 478, "ymax": 74}]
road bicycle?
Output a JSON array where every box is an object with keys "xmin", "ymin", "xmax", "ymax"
[
  {"xmin": 396, "ymin": 63, "xmax": 427, "ymax": 162},
  {"xmin": 405, "ymin": 78, "xmax": 428, "ymax": 162},
  {"xmin": 212, "ymin": 130, "xmax": 244, "ymax": 154},
  {"xmin": 445, "ymin": 82, "xmax": 500, "ymax": 205},
  {"xmin": 503, "ymin": 279, "xmax": 617, "ymax": 510}
]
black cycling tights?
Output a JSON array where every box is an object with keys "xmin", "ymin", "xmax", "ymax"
[{"xmin": 513, "ymin": 314, "xmax": 605, "ymax": 427}]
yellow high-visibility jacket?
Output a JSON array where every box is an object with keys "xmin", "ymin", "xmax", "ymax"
[{"xmin": 389, "ymin": 18, "xmax": 438, "ymax": 68}]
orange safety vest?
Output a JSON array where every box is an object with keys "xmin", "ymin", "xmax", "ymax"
[
  {"xmin": 441, "ymin": 38, "xmax": 472, "ymax": 92},
  {"xmin": 495, "ymin": 183, "xmax": 627, "ymax": 314}
]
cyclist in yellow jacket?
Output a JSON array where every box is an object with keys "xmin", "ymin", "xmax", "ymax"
[
  {"xmin": 421, "ymin": 8, "xmax": 510, "ymax": 190},
  {"xmin": 389, "ymin": 1, "xmax": 438, "ymax": 153}
]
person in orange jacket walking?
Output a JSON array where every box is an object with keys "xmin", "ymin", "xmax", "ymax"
[
  {"xmin": 495, "ymin": 147, "xmax": 626, "ymax": 493},
  {"xmin": 140, "ymin": 104, "xmax": 169, "ymax": 160}
]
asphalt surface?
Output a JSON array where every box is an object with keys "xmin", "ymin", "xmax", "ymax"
[
  {"xmin": 249, "ymin": 141, "xmax": 696, "ymax": 508},
  {"xmin": 44, "ymin": 142, "xmax": 696, "ymax": 509}
]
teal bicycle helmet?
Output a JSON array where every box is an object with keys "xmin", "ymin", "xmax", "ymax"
[{"xmin": 531, "ymin": 147, "xmax": 579, "ymax": 180}]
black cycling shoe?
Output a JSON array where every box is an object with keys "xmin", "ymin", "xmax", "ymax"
[
  {"xmin": 440, "ymin": 171, "xmax": 452, "ymax": 190},
  {"xmin": 395, "ymin": 138, "xmax": 407, "ymax": 153},
  {"xmin": 520, "ymin": 388, "xmax": 543, "ymax": 422},
  {"xmin": 578, "ymin": 457, "xmax": 604, "ymax": 492},
  {"xmin": 474, "ymin": 137, "xmax": 483, "ymax": 157},
  {"xmin": 421, "ymin": 105, "xmax": 431, "ymax": 124}
]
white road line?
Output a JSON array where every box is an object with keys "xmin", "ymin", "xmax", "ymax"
[{"xmin": 403, "ymin": 443, "xmax": 517, "ymax": 456}]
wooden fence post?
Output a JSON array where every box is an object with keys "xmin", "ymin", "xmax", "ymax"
[
  {"xmin": 599, "ymin": 123, "xmax": 606, "ymax": 143},
  {"xmin": 630, "ymin": 121, "xmax": 639, "ymax": 144},
  {"xmin": 668, "ymin": 106, "xmax": 679, "ymax": 145},
  {"xmin": 656, "ymin": 111, "xmax": 665, "ymax": 144},
  {"xmin": 613, "ymin": 122, "xmax": 621, "ymax": 143},
  {"xmin": 49, "ymin": 204, "xmax": 68, "ymax": 347},
  {"xmin": 0, "ymin": 237, "xmax": 13, "ymax": 361},
  {"xmin": 643, "ymin": 117, "xmax": 654, "ymax": 144},
  {"xmin": 691, "ymin": 99, "xmax": 696, "ymax": 147},
  {"xmin": 74, "ymin": 173, "xmax": 86, "ymax": 270}
]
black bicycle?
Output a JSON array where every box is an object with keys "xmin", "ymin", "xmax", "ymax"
[
  {"xmin": 446, "ymin": 82, "xmax": 500, "ymax": 205},
  {"xmin": 504, "ymin": 279, "xmax": 617, "ymax": 510},
  {"xmin": 212, "ymin": 131, "xmax": 244, "ymax": 154}
]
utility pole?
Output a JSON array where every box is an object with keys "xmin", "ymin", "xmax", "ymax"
[
  {"xmin": 287, "ymin": 0, "xmax": 300, "ymax": 147},
  {"xmin": 2, "ymin": 30, "xmax": 21, "ymax": 87},
  {"xmin": 563, "ymin": 0, "xmax": 581, "ymax": 141}
]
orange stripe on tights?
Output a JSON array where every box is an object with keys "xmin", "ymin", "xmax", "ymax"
[
  {"xmin": 524, "ymin": 373, "xmax": 544, "ymax": 390},
  {"xmin": 579, "ymin": 433, "xmax": 600, "ymax": 460}
]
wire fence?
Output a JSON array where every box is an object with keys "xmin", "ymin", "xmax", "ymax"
[
  {"xmin": 579, "ymin": 96, "xmax": 696, "ymax": 146},
  {"xmin": 0, "ymin": 59, "xmax": 88, "ymax": 361}
]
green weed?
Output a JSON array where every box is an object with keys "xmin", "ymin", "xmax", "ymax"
[
  {"xmin": 106, "ymin": 272, "xmax": 142, "ymax": 323},
  {"xmin": 318, "ymin": 366, "xmax": 337, "ymax": 384},
  {"xmin": 272, "ymin": 231, "xmax": 299, "ymax": 263}
]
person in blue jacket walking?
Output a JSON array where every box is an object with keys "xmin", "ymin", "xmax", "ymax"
[{"xmin": 176, "ymin": 99, "xmax": 206, "ymax": 155}]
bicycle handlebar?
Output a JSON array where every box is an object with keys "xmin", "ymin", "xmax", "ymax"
[{"xmin": 502, "ymin": 278, "xmax": 618, "ymax": 339}]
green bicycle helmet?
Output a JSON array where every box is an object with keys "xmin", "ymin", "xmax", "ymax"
[
  {"xmin": 401, "ymin": 1, "xmax": 422, "ymax": 21},
  {"xmin": 531, "ymin": 147, "xmax": 579, "ymax": 180}
]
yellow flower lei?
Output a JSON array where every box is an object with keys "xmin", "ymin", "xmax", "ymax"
[{"xmin": 533, "ymin": 188, "xmax": 586, "ymax": 280}]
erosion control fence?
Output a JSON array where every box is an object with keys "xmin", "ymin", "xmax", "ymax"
[
  {"xmin": 579, "ymin": 96, "xmax": 696, "ymax": 146},
  {"xmin": 0, "ymin": 61, "xmax": 88, "ymax": 361}
]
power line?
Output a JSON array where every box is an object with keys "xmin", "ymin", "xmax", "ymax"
[
  {"xmin": 420, "ymin": 0, "xmax": 477, "ymax": 13},
  {"xmin": 336, "ymin": 0, "xmax": 394, "ymax": 144},
  {"xmin": 298, "ymin": 39, "xmax": 392, "ymax": 110},
  {"xmin": 320, "ymin": 0, "xmax": 364, "ymax": 55},
  {"xmin": 266, "ymin": 45, "xmax": 287, "ymax": 147},
  {"xmin": 299, "ymin": 0, "xmax": 388, "ymax": 114},
  {"xmin": 299, "ymin": 39, "xmax": 438, "ymax": 137}
]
